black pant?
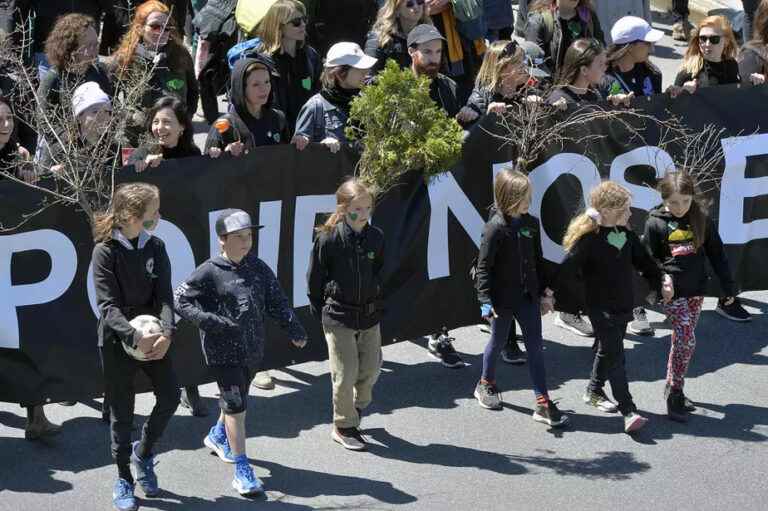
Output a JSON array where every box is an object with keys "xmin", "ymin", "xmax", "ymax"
[
  {"xmin": 100, "ymin": 340, "xmax": 180, "ymax": 468},
  {"xmin": 672, "ymin": 0, "xmax": 689, "ymax": 18},
  {"xmin": 587, "ymin": 312, "xmax": 636, "ymax": 415}
]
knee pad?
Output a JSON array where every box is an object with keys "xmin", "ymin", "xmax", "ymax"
[{"xmin": 219, "ymin": 386, "xmax": 245, "ymax": 414}]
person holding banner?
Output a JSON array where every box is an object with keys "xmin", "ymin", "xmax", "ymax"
[
  {"xmin": 474, "ymin": 168, "xmax": 568, "ymax": 427},
  {"xmin": 603, "ymin": 16, "xmax": 663, "ymax": 100},
  {"xmin": 672, "ymin": 16, "xmax": 740, "ymax": 94},
  {"xmin": 738, "ymin": 0, "xmax": 768, "ymax": 87},
  {"xmin": 559, "ymin": 181, "xmax": 674, "ymax": 434},
  {"xmin": 547, "ymin": 37, "xmax": 607, "ymax": 107},
  {"xmin": 92, "ymin": 183, "xmax": 180, "ymax": 511}
]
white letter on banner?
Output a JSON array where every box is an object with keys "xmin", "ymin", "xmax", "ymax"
[
  {"xmin": 258, "ymin": 201, "xmax": 282, "ymax": 275},
  {"xmin": 609, "ymin": 146, "xmax": 673, "ymax": 211},
  {"xmin": 293, "ymin": 195, "xmax": 336, "ymax": 307},
  {"xmin": 0, "ymin": 230, "xmax": 78, "ymax": 349},
  {"xmin": 528, "ymin": 153, "xmax": 601, "ymax": 263},
  {"xmin": 719, "ymin": 134, "xmax": 768, "ymax": 244},
  {"xmin": 87, "ymin": 219, "xmax": 196, "ymax": 319},
  {"xmin": 427, "ymin": 172, "xmax": 485, "ymax": 279}
]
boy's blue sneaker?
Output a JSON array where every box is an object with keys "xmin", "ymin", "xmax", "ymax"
[
  {"xmin": 112, "ymin": 478, "xmax": 138, "ymax": 511},
  {"xmin": 232, "ymin": 462, "xmax": 264, "ymax": 496},
  {"xmin": 130, "ymin": 441, "xmax": 159, "ymax": 497},
  {"xmin": 204, "ymin": 425, "xmax": 235, "ymax": 463}
]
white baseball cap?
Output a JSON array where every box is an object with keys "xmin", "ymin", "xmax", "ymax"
[
  {"xmin": 611, "ymin": 16, "xmax": 663, "ymax": 46},
  {"xmin": 72, "ymin": 81, "xmax": 112, "ymax": 118},
  {"xmin": 325, "ymin": 42, "xmax": 377, "ymax": 69}
]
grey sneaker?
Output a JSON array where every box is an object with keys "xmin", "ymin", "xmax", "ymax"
[
  {"xmin": 251, "ymin": 370, "xmax": 275, "ymax": 390},
  {"xmin": 583, "ymin": 390, "xmax": 618, "ymax": 413},
  {"xmin": 623, "ymin": 412, "xmax": 649, "ymax": 433},
  {"xmin": 628, "ymin": 307, "xmax": 654, "ymax": 336},
  {"xmin": 474, "ymin": 381, "xmax": 502, "ymax": 410},
  {"xmin": 554, "ymin": 313, "xmax": 594, "ymax": 337},
  {"xmin": 331, "ymin": 426, "xmax": 366, "ymax": 451},
  {"xmin": 532, "ymin": 400, "xmax": 569, "ymax": 427}
]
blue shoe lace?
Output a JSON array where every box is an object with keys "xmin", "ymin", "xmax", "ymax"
[{"xmin": 235, "ymin": 462, "xmax": 261, "ymax": 491}]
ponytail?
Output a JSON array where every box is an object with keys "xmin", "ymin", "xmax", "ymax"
[
  {"xmin": 562, "ymin": 213, "xmax": 599, "ymax": 252},
  {"xmin": 92, "ymin": 182, "xmax": 160, "ymax": 243},
  {"xmin": 92, "ymin": 211, "xmax": 117, "ymax": 242}
]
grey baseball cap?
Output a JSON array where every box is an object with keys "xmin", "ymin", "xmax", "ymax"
[
  {"xmin": 407, "ymin": 24, "xmax": 446, "ymax": 47},
  {"xmin": 215, "ymin": 209, "xmax": 263, "ymax": 236}
]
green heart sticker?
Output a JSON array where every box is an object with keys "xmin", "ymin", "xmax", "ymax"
[
  {"xmin": 302, "ymin": 77, "xmax": 312, "ymax": 90},
  {"xmin": 519, "ymin": 227, "xmax": 532, "ymax": 238},
  {"xmin": 607, "ymin": 230, "xmax": 627, "ymax": 251},
  {"xmin": 167, "ymin": 78, "xmax": 185, "ymax": 91}
]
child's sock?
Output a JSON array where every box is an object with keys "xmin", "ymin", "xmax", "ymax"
[
  {"xmin": 480, "ymin": 378, "xmax": 494, "ymax": 385},
  {"xmin": 536, "ymin": 394, "xmax": 549, "ymax": 406}
]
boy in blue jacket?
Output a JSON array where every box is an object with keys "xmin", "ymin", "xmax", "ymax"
[{"xmin": 175, "ymin": 209, "xmax": 307, "ymax": 496}]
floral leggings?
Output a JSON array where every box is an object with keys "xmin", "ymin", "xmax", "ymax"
[{"xmin": 662, "ymin": 296, "xmax": 705, "ymax": 390}]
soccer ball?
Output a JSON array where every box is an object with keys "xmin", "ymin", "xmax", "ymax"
[{"xmin": 126, "ymin": 315, "xmax": 163, "ymax": 361}]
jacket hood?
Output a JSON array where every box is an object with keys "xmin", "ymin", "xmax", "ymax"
[
  {"xmin": 649, "ymin": 204, "xmax": 681, "ymax": 220},
  {"xmin": 210, "ymin": 254, "xmax": 245, "ymax": 270},
  {"xmin": 229, "ymin": 57, "xmax": 276, "ymax": 122}
]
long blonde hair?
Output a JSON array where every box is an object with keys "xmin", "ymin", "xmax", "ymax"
[
  {"xmin": 475, "ymin": 40, "xmax": 525, "ymax": 92},
  {"xmin": 494, "ymin": 168, "xmax": 531, "ymax": 217},
  {"xmin": 317, "ymin": 177, "xmax": 375, "ymax": 233},
  {"xmin": 371, "ymin": 0, "xmax": 432, "ymax": 48},
  {"xmin": 254, "ymin": 0, "xmax": 307, "ymax": 54},
  {"xmin": 681, "ymin": 15, "xmax": 738, "ymax": 78},
  {"xmin": 93, "ymin": 183, "xmax": 160, "ymax": 242},
  {"xmin": 562, "ymin": 181, "xmax": 630, "ymax": 252}
]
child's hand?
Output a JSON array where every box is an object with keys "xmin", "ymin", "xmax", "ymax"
[
  {"xmin": 136, "ymin": 332, "xmax": 162, "ymax": 354},
  {"xmin": 291, "ymin": 339, "xmax": 307, "ymax": 348},
  {"xmin": 226, "ymin": 141, "xmax": 246, "ymax": 156},
  {"xmin": 540, "ymin": 296, "xmax": 555, "ymax": 315},
  {"xmin": 480, "ymin": 303, "xmax": 496, "ymax": 321},
  {"xmin": 145, "ymin": 335, "xmax": 171, "ymax": 360},
  {"xmin": 661, "ymin": 274, "xmax": 674, "ymax": 303}
]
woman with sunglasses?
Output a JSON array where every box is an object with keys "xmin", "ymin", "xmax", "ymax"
[
  {"xmin": 739, "ymin": 0, "xmax": 768, "ymax": 87},
  {"xmin": 672, "ymin": 16, "xmax": 740, "ymax": 95},
  {"xmin": 365, "ymin": 0, "xmax": 433, "ymax": 75},
  {"xmin": 254, "ymin": 0, "xmax": 322, "ymax": 135},
  {"xmin": 110, "ymin": 0, "xmax": 199, "ymax": 145}
]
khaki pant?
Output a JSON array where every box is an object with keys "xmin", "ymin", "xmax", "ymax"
[{"xmin": 324, "ymin": 323, "xmax": 382, "ymax": 428}]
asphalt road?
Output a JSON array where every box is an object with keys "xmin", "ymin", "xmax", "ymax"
[{"xmin": 2, "ymin": 8, "xmax": 766, "ymax": 511}]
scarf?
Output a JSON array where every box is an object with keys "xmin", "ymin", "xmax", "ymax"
[
  {"xmin": 440, "ymin": 7, "xmax": 486, "ymax": 76},
  {"xmin": 320, "ymin": 84, "xmax": 358, "ymax": 115}
]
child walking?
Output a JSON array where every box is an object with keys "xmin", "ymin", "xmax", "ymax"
[
  {"xmin": 474, "ymin": 169, "xmax": 567, "ymax": 427},
  {"xmin": 643, "ymin": 172, "xmax": 743, "ymax": 422},
  {"xmin": 92, "ymin": 183, "xmax": 180, "ymax": 511},
  {"xmin": 560, "ymin": 181, "xmax": 674, "ymax": 433},
  {"xmin": 175, "ymin": 209, "xmax": 307, "ymax": 495},
  {"xmin": 307, "ymin": 178, "xmax": 385, "ymax": 451}
]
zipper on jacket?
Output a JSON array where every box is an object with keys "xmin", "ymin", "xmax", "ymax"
[{"xmin": 355, "ymin": 239, "xmax": 362, "ymax": 330}]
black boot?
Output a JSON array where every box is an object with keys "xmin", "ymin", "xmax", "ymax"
[
  {"xmin": 681, "ymin": 392, "xmax": 696, "ymax": 412},
  {"xmin": 665, "ymin": 385, "xmax": 688, "ymax": 423}
]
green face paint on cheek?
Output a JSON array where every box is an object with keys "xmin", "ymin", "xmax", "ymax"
[
  {"xmin": 143, "ymin": 219, "xmax": 156, "ymax": 230},
  {"xmin": 348, "ymin": 212, "xmax": 358, "ymax": 221}
]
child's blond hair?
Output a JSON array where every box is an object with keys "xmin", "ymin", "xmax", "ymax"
[{"xmin": 562, "ymin": 181, "xmax": 631, "ymax": 252}]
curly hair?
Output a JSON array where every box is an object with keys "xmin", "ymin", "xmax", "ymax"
[
  {"xmin": 44, "ymin": 14, "xmax": 96, "ymax": 72},
  {"xmin": 111, "ymin": 0, "xmax": 192, "ymax": 78},
  {"xmin": 371, "ymin": 0, "xmax": 433, "ymax": 48}
]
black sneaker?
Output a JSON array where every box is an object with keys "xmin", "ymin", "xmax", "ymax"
[
  {"xmin": 474, "ymin": 381, "xmax": 502, "ymax": 410},
  {"xmin": 331, "ymin": 426, "xmax": 366, "ymax": 451},
  {"xmin": 682, "ymin": 393, "xmax": 696, "ymax": 412},
  {"xmin": 665, "ymin": 385, "xmax": 688, "ymax": 423},
  {"xmin": 716, "ymin": 297, "xmax": 751, "ymax": 322},
  {"xmin": 532, "ymin": 400, "xmax": 569, "ymax": 427},
  {"xmin": 501, "ymin": 340, "xmax": 526, "ymax": 365},
  {"xmin": 554, "ymin": 313, "xmax": 594, "ymax": 337},
  {"xmin": 427, "ymin": 329, "xmax": 465, "ymax": 368},
  {"xmin": 628, "ymin": 307, "xmax": 654, "ymax": 336}
]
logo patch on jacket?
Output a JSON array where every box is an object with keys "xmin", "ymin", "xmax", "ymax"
[
  {"xmin": 367, "ymin": 251, "xmax": 375, "ymax": 260},
  {"xmin": 146, "ymin": 257, "xmax": 156, "ymax": 278}
]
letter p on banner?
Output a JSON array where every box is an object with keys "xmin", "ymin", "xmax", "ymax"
[{"xmin": 0, "ymin": 230, "xmax": 78, "ymax": 349}]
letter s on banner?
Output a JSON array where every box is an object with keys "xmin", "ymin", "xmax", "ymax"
[
  {"xmin": 87, "ymin": 219, "xmax": 196, "ymax": 319},
  {"xmin": 719, "ymin": 134, "xmax": 768, "ymax": 244},
  {"xmin": 0, "ymin": 230, "xmax": 78, "ymax": 349}
]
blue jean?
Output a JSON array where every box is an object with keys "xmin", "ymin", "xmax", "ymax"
[{"xmin": 481, "ymin": 296, "xmax": 548, "ymax": 399}]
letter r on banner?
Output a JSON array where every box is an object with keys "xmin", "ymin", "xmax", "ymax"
[{"xmin": 0, "ymin": 230, "xmax": 78, "ymax": 349}]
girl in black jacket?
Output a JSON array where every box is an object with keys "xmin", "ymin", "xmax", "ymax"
[
  {"xmin": 92, "ymin": 182, "xmax": 180, "ymax": 511},
  {"xmin": 306, "ymin": 177, "xmax": 385, "ymax": 451},
  {"xmin": 560, "ymin": 180, "xmax": 674, "ymax": 434},
  {"xmin": 642, "ymin": 171, "xmax": 748, "ymax": 422},
  {"xmin": 474, "ymin": 168, "xmax": 566, "ymax": 427}
]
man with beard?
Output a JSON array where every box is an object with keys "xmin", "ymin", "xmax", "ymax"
[{"xmin": 407, "ymin": 24, "xmax": 461, "ymax": 118}]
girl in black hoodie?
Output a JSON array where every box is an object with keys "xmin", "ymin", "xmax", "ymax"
[{"xmin": 642, "ymin": 171, "xmax": 747, "ymax": 422}]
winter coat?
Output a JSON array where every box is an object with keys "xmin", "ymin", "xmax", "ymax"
[
  {"xmin": 475, "ymin": 212, "xmax": 549, "ymax": 310},
  {"xmin": 37, "ymin": 62, "xmax": 114, "ymax": 111},
  {"xmin": 364, "ymin": 30, "xmax": 411, "ymax": 75},
  {"xmin": 642, "ymin": 205, "xmax": 737, "ymax": 298},
  {"xmin": 307, "ymin": 221, "xmax": 386, "ymax": 330},
  {"xmin": 483, "ymin": 0, "xmax": 514, "ymax": 31},
  {"xmin": 175, "ymin": 252, "xmax": 307, "ymax": 367},
  {"xmin": 738, "ymin": 41, "xmax": 768, "ymax": 86},
  {"xmin": 674, "ymin": 58, "xmax": 740, "ymax": 87},
  {"xmin": 193, "ymin": 0, "xmax": 237, "ymax": 40},
  {"xmin": 294, "ymin": 92, "xmax": 350, "ymax": 144},
  {"xmin": 430, "ymin": 73, "xmax": 462, "ymax": 118},
  {"xmin": 272, "ymin": 45, "xmax": 322, "ymax": 132},
  {"xmin": 92, "ymin": 230, "xmax": 175, "ymax": 349}
]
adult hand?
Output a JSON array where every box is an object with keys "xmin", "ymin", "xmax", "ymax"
[
  {"xmin": 145, "ymin": 335, "xmax": 171, "ymax": 360},
  {"xmin": 750, "ymin": 73, "xmax": 766, "ymax": 85},
  {"xmin": 426, "ymin": 0, "xmax": 450, "ymax": 15},
  {"xmin": 320, "ymin": 137, "xmax": 340, "ymax": 153},
  {"xmin": 291, "ymin": 134, "xmax": 310, "ymax": 151},
  {"xmin": 17, "ymin": 145, "xmax": 30, "ymax": 160},
  {"xmin": 134, "ymin": 159, "xmax": 148, "ymax": 173},
  {"xmin": 146, "ymin": 153, "xmax": 164, "ymax": 168},
  {"xmin": 208, "ymin": 146, "xmax": 222, "ymax": 158},
  {"xmin": 456, "ymin": 106, "xmax": 480, "ymax": 123},
  {"xmin": 136, "ymin": 332, "xmax": 162, "ymax": 355},
  {"xmin": 682, "ymin": 79, "xmax": 698, "ymax": 94},
  {"xmin": 50, "ymin": 164, "xmax": 65, "ymax": 175},
  {"xmin": 291, "ymin": 339, "xmax": 307, "ymax": 348},
  {"xmin": 722, "ymin": 296, "xmax": 735, "ymax": 306},
  {"xmin": 608, "ymin": 91, "xmax": 634, "ymax": 107},
  {"xmin": 486, "ymin": 102, "xmax": 507, "ymax": 115},
  {"xmin": 540, "ymin": 297, "xmax": 555, "ymax": 315},
  {"xmin": 666, "ymin": 85, "xmax": 684, "ymax": 98},
  {"xmin": 523, "ymin": 95, "xmax": 543, "ymax": 105},
  {"xmin": 225, "ymin": 141, "xmax": 245, "ymax": 157}
]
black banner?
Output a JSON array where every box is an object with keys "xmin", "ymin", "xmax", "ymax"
[{"xmin": 2, "ymin": 85, "xmax": 767, "ymax": 405}]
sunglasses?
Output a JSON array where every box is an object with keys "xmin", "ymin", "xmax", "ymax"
[
  {"xmin": 698, "ymin": 34, "xmax": 722, "ymax": 44},
  {"xmin": 405, "ymin": 0, "xmax": 425, "ymax": 7},
  {"xmin": 287, "ymin": 16, "xmax": 307, "ymax": 27},
  {"xmin": 501, "ymin": 40, "xmax": 519, "ymax": 59},
  {"xmin": 146, "ymin": 22, "xmax": 175, "ymax": 33}
]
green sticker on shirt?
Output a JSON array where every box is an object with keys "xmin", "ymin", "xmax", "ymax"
[
  {"xmin": 607, "ymin": 230, "xmax": 627, "ymax": 251},
  {"xmin": 167, "ymin": 78, "xmax": 185, "ymax": 91},
  {"xmin": 368, "ymin": 251, "xmax": 375, "ymax": 260},
  {"xmin": 301, "ymin": 77, "xmax": 312, "ymax": 90},
  {"xmin": 519, "ymin": 227, "xmax": 532, "ymax": 238}
]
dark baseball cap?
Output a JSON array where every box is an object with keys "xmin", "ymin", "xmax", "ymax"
[
  {"xmin": 215, "ymin": 209, "xmax": 263, "ymax": 236},
  {"xmin": 407, "ymin": 24, "xmax": 446, "ymax": 47}
]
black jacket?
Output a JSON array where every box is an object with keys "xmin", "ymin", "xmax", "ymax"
[
  {"xmin": 364, "ymin": 30, "xmax": 411, "ymax": 75},
  {"xmin": 525, "ymin": 7, "xmax": 604, "ymax": 75},
  {"xmin": 272, "ymin": 46, "xmax": 322, "ymax": 132},
  {"xmin": 175, "ymin": 252, "xmax": 307, "ymax": 367},
  {"xmin": 430, "ymin": 73, "xmax": 461, "ymax": 118},
  {"xmin": 674, "ymin": 59, "xmax": 740, "ymax": 87},
  {"xmin": 476, "ymin": 212, "xmax": 549, "ymax": 310},
  {"xmin": 92, "ymin": 230, "xmax": 174, "ymax": 348},
  {"xmin": 558, "ymin": 226, "xmax": 664, "ymax": 315},
  {"xmin": 129, "ymin": 141, "xmax": 202, "ymax": 165},
  {"xmin": 642, "ymin": 205, "xmax": 737, "ymax": 298},
  {"xmin": 37, "ymin": 62, "xmax": 114, "ymax": 111},
  {"xmin": 307, "ymin": 221, "xmax": 386, "ymax": 330},
  {"xmin": 305, "ymin": 0, "xmax": 379, "ymax": 57}
]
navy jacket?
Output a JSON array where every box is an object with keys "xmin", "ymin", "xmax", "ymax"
[{"xmin": 174, "ymin": 252, "xmax": 307, "ymax": 367}]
